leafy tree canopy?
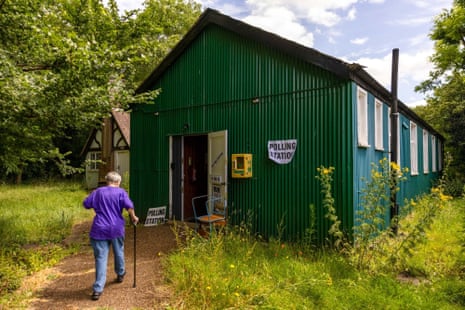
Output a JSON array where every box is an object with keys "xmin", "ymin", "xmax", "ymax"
[
  {"xmin": 415, "ymin": 0, "xmax": 465, "ymax": 178},
  {"xmin": 0, "ymin": 0, "xmax": 201, "ymax": 182}
]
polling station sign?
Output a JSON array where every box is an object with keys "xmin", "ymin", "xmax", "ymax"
[{"xmin": 268, "ymin": 139, "xmax": 297, "ymax": 164}]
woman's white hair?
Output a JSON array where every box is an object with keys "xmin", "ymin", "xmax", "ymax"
[{"xmin": 105, "ymin": 171, "xmax": 122, "ymax": 184}]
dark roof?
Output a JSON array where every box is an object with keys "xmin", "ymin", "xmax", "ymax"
[
  {"xmin": 80, "ymin": 109, "xmax": 130, "ymax": 157},
  {"xmin": 137, "ymin": 8, "xmax": 443, "ymax": 139},
  {"xmin": 112, "ymin": 109, "xmax": 130, "ymax": 146}
]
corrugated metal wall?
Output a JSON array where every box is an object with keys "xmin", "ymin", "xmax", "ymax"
[
  {"xmin": 353, "ymin": 88, "xmax": 392, "ymax": 226},
  {"xmin": 352, "ymin": 85, "xmax": 441, "ymax": 230},
  {"xmin": 131, "ymin": 25, "xmax": 354, "ymax": 242},
  {"xmin": 398, "ymin": 113, "xmax": 441, "ymax": 201}
]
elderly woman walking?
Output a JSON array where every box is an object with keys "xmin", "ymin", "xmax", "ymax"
[{"xmin": 83, "ymin": 171, "xmax": 139, "ymax": 301}]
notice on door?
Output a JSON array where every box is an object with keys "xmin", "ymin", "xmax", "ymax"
[{"xmin": 268, "ymin": 139, "xmax": 297, "ymax": 164}]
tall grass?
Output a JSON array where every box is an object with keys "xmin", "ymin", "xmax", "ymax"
[
  {"xmin": 165, "ymin": 195, "xmax": 465, "ymax": 309},
  {"xmin": 0, "ymin": 181, "xmax": 91, "ymax": 301}
]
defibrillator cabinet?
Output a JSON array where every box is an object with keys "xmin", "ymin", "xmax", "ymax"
[{"xmin": 231, "ymin": 154, "xmax": 252, "ymax": 178}]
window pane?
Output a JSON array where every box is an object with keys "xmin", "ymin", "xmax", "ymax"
[{"xmin": 357, "ymin": 88, "xmax": 368, "ymax": 147}]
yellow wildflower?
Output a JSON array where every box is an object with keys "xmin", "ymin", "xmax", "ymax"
[
  {"xmin": 439, "ymin": 193, "xmax": 452, "ymax": 201},
  {"xmin": 327, "ymin": 276, "xmax": 333, "ymax": 286},
  {"xmin": 390, "ymin": 162, "xmax": 400, "ymax": 171}
]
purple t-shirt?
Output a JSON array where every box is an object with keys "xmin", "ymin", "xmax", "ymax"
[{"xmin": 83, "ymin": 186, "xmax": 134, "ymax": 240}]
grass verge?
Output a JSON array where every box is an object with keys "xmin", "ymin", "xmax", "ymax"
[
  {"xmin": 164, "ymin": 197, "xmax": 465, "ymax": 309},
  {"xmin": 0, "ymin": 181, "xmax": 92, "ymax": 307}
]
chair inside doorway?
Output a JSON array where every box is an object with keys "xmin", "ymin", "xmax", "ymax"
[{"xmin": 192, "ymin": 195, "xmax": 227, "ymax": 235}]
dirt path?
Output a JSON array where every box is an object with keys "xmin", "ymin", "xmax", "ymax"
[{"xmin": 20, "ymin": 221, "xmax": 184, "ymax": 310}]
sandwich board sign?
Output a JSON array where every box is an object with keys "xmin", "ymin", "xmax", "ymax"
[{"xmin": 144, "ymin": 206, "xmax": 166, "ymax": 226}]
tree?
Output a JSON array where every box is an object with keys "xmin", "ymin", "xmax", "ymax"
[
  {"xmin": 415, "ymin": 0, "xmax": 465, "ymax": 182},
  {"xmin": 0, "ymin": 0, "xmax": 201, "ymax": 182}
]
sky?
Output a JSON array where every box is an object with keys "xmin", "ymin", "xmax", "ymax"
[{"xmin": 115, "ymin": 0, "xmax": 453, "ymax": 107}]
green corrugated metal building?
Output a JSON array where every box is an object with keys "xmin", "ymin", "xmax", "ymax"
[{"xmin": 131, "ymin": 9, "xmax": 444, "ymax": 242}]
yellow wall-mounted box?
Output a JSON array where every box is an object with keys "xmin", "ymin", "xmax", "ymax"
[{"xmin": 232, "ymin": 154, "xmax": 252, "ymax": 178}]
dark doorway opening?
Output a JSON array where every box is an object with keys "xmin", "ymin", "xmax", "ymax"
[{"xmin": 183, "ymin": 135, "xmax": 208, "ymax": 220}]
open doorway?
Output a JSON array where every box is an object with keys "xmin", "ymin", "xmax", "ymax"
[
  {"xmin": 182, "ymin": 135, "xmax": 208, "ymax": 220},
  {"xmin": 171, "ymin": 131, "xmax": 228, "ymax": 222}
]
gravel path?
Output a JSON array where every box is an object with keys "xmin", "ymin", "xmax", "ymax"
[{"xmin": 21, "ymin": 221, "xmax": 183, "ymax": 309}]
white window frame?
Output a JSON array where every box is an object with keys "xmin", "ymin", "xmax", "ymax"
[
  {"xmin": 388, "ymin": 107, "xmax": 391, "ymax": 162},
  {"xmin": 410, "ymin": 122, "xmax": 418, "ymax": 175},
  {"xmin": 375, "ymin": 99, "xmax": 383, "ymax": 150},
  {"xmin": 438, "ymin": 140, "xmax": 443, "ymax": 171},
  {"xmin": 423, "ymin": 129, "xmax": 429, "ymax": 174},
  {"xmin": 357, "ymin": 87, "xmax": 369, "ymax": 147},
  {"xmin": 432, "ymin": 135, "xmax": 437, "ymax": 172},
  {"xmin": 89, "ymin": 151, "xmax": 101, "ymax": 171},
  {"xmin": 388, "ymin": 108, "xmax": 401, "ymax": 165}
]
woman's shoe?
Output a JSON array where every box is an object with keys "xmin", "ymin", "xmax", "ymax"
[
  {"xmin": 116, "ymin": 272, "xmax": 126, "ymax": 283},
  {"xmin": 91, "ymin": 291, "xmax": 102, "ymax": 301}
]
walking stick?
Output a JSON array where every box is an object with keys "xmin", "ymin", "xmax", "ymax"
[{"xmin": 133, "ymin": 221, "xmax": 137, "ymax": 288}]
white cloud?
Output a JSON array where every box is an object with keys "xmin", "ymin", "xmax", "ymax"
[
  {"xmin": 391, "ymin": 16, "xmax": 433, "ymax": 27},
  {"xmin": 350, "ymin": 37, "xmax": 368, "ymax": 45},
  {"xmin": 198, "ymin": 0, "xmax": 246, "ymax": 15},
  {"xmin": 347, "ymin": 7, "xmax": 357, "ymax": 20},
  {"xmin": 244, "ymin": 6, "xmax": 314, "ymax": 47},
  {"xmin": 246, "ymin": 0, "xmax": 358, "ymax": 10},
  {"xmin": 245, "ymin": 0, "xmax": 359, "ymax": 27},
  {"xmin": 352, "ymin": 48, "xmax": 433, "ymax": 106},
  {"xmin": 306, "ymin": 8, "xmax": 341, "ymax": 27},
  {"xmin": 407, "ymin": 99, "xmax": 426, "ymax": 107},
  {"xmin": 410, "ymin": 0, "xmax": 430, "ymax": 8},
  {"xmin": 399, "ymin": 49, "xmax": 433, "ymax": 83},
  {"xmin": 354, "ymin": 55, "xmax": 391, "ymax": 86},
  {"xmin": 409, "ymin": 33, "xmax": 429, "ymax": 47}
]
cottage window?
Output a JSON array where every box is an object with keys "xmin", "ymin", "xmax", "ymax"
[
  {"xmin": 423, "ymin": 130, "xmax": 429, "ymax": 174},
  {"xmin": 438, "ymin": 140, "xmax": 443, "ymax": 171},
  {"xmin": 375, "ymin": 99, "xmax": 383, "ymax": 150},
  {"xmin": 357, "ymin": 87, "xmax": 369, "ymax": 147},
  {"xmin": 431, "ymin": 135, "xmax": 437, "ymax": 172},
  {"xmin": 89, "ymin": 151, "xmax": 101, "ymax": 171},
  {"xmin": 410, "ymin": 122, "xmax": 418, "ymax": 175}
]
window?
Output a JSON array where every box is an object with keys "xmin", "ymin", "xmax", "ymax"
[
  {"xmin": 357, "ymin": 87, "xmax": 369, "ymax": 147},
  {"xmin": 438, "ymin": 140, "xmax": 443, "ymax": 171},
  {"xmin": 375, "ymin": 99, "xmax": 383, "ymax": 150},
  {"xmin": 388, "ymin": 108, "xmax": 391, "ymax": 161},
  {"xmin": 88, "ymin": 151, "xmax": 101, "ymax": 171},
  {"xmin": 432, "ymin": 136, "xmax": 437, "ymax": 172},
  {"xmin": 423, "ymin": 129, "xmax": 429, "ymax": 174},
  {"xmin": 410, "ymin": 122, "xmax": 418, "ymax": 175},
  {"xmin": 388, "ymin": 108, "xmax": 401, "ymax": 164}
]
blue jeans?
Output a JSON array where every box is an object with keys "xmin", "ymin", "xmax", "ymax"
[{"xmin": 90, "ymin": 237, "xmax": 125, "ymax": 292}]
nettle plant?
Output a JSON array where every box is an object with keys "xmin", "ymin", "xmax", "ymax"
[
  {"xmin": 316, "ymin": 158, "xmax": 448, "ymax": 273},
  {"xmin": 315, "ymin": 166, "xmax": 348, "ymax": 251},
  {"xmin": 352, "ymin": 159, "xmax": 407, "ymax": 270}
]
